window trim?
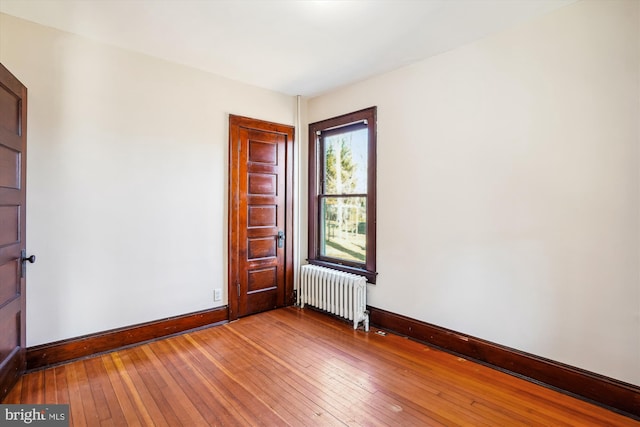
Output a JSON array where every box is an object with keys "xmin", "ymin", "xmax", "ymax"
[{"xmin": 308, "ymin": 106, "xmax": 377, "ymax": 283}]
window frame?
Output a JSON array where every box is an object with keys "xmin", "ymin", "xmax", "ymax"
[{"xmin": 308, "ymin": 106, "xmax": 377, "ymax": 283}]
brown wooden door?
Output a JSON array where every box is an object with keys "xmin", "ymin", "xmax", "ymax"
[
  {"xmin": 0, "ymin": 64, "xmax": 28, "ymax": 400},
  {"xmin": 228, "ymin": 115, "xmax": 294, "ymax": 320}
]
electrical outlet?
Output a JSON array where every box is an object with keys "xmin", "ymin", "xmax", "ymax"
[{"xmin": 214, "ymin": 289, "xmax": 222, "ymax": 301}]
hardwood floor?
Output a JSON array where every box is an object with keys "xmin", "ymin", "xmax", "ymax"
[{"xmin": 3, "ymin": 307, "xmax": 638, "ymax": 426}]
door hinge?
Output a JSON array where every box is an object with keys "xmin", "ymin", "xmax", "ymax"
[{"xmin": 237, "ymin": 282, "xmax": 240, "ymax": 297}]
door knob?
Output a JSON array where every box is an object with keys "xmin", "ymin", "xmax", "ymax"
[{"xmin": 20, "ymin": 249, "xmax": 35, "ymax": 278}]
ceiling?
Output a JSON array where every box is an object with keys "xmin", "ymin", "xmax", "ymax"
[{"xmin": 0, "ymin": 0, "xmax": 576, "ymax": 96}]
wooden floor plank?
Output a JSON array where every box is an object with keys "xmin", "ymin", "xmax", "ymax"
[
  {"xmin": 25, "ymin": 369, "xmax": 44, "ymax": 403},
  {"xmin": 82, "ymin": 356, "xmax": 128, "ymax": 426},
  {"xmin": 122, "ymin": 346, "xmax": 184, "ymax": 426},
  {"xmin": 158, "ymin": 338, "xmax": 244, "ymax": 426},
  {"xmin": 53, "ymin": 365, "xmax": 70, "ymax": 405},
  {"xmin": 3, "ymin": 307, "xmax": 638, "ymax": 426},
  {"xmin": 43, "ymin": 368, "xmax": 57, "ymax": 404},
  {"xmin": 182, "ymin": 332, "xmax": 293, "ymax": 425},
  {"xmin": 65, "ymin": 357, "xmax": 88, "ymax": 427},
  {"xmin": 164, "ymin": 333, "xmax": 262, "ymax": 426},
  {"xmin": 106, "ymin": 352, "xmax": 155, "ymax": 426}
]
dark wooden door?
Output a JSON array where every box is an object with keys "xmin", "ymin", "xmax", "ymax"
[
  {"xmin": 0, "ymin": 64, "xmax": 28, "ymax": 400},
  {"xmin": 228, "ymin": 115, "xmax": 294, "ymax": 320}
]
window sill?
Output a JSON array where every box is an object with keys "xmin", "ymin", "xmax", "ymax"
[{"xmin": 307, "ymin": 259, "xmax": 377, "ymax": 284}]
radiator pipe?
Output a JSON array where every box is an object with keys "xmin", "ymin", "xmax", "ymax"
[{"xmin": 295, "ymin": 95, "xmax": 302, "ymax": 307}]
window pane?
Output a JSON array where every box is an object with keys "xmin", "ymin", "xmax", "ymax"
[
  {"xmin": 320, "ymin": 197, "xmax": 366, "ymax": 263},
  {"xmin": 322, "ymin": 128, "xmax": 368, "ymax": 195}
]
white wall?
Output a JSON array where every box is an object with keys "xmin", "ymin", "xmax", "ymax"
[
  {"xmin": 308, "ymin": 0, "xmax": 640, "ymax": 385},
  {"xmin": 0, "ymin": 14, "xmax": 296, "ymax": 346}
]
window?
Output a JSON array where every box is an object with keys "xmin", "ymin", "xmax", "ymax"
[{"xmin": 308, "ymin": 107, "xmax": 377, "ymax": 283}]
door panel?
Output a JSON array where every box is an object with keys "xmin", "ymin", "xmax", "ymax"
[
  {"xmin": 229, "ymin": 116, "xmax": 294, "ymax": 320},
  {"xmin": 0, "ymin": 63, "xmax": 27, "ymax": 401}
]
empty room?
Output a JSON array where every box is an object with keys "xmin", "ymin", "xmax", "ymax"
[{"xmin": 0, "ymin": 0, "xmax": 639, "ymax": 425}]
